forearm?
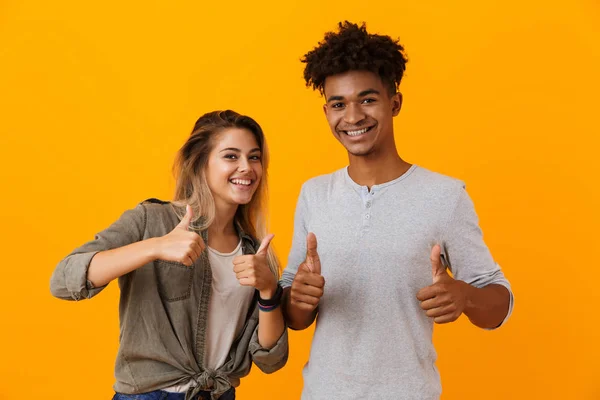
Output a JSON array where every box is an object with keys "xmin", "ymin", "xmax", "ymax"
[
  {"xmin": 257, "ymin": 307, "xmax": 285, "ymax": 349},
  {"xmin": 87, "ymin": 237, "xmax": 160, "ymax": 287},
  {"xmin": 463, "ymin": 283, "xmax": 510, "ymax": 329},
  {"xmin": 254, "ymin": 284, "xmax": 285, "ymax": 348},
  {"xmin": 282, "ymin": 287, "xmax": 318, "ymax": 330}
]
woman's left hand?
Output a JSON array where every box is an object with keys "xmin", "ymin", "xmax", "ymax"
[{"xmin": 233, "ymin": 234, "xmax": 277, "ymax": 298}]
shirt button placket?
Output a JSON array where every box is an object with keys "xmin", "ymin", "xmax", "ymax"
[{"xmin": 364, "ymin": 194, "xmax": 372, "ymax": 226}]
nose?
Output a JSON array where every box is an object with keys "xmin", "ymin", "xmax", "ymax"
[
  {"xmin": 343, "ymin": 103, "xmax": 366, "ymax": 125},
  {"xmin": 238, "ymin": 157, "xmax": 250, "ymax": 172}
]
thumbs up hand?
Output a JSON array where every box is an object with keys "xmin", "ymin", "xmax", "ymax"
[
  {"xmin": 233, "ymin": 234, "xmax": 277, "ymax": 298},
  {"xmin": 156, "ymin": 205, "xmax": 206, "ymax": 266},
  {"xmin": 416, "ymin": 244, "xmax": 468, "ymax": 324},
  {"xmin": 290, "ymin": 233, "xmax": 325, "ymax": 312}
]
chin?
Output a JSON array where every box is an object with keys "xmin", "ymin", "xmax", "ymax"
[
  {"xmin": 338, "ymin": 137, "xmax": 373, "ymax": 155},
  {"xmin": 345, "ymin": 145, "xmax": 376, "ymax": 157},
  {"xmin": 230, "ymin": 195, "xmax": 254, "ymax": 206}
]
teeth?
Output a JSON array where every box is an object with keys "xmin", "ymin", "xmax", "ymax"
[
  {"xmin": 231, "ymin": 179, "xmax": 251, "ymax": 186},
  {"xmin": 346, "ymin": 127, "xmax": 369, "ymax": 136}
]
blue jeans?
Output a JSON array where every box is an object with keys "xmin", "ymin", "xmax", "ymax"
[{"xmin": 112, "ymin": 387, "xmax": 235, "ymax": 400}]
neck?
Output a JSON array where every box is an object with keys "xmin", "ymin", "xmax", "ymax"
[
  {"xmin": 347, "ymin": 142, "xmax": 412, "ymax": 189},
  {"xmin": 209, "ymin": 200, "xmax": 238, "ymax": 237}
]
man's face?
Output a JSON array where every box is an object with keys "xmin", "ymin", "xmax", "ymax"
[{"xmin": 323, "ymin": 70, "xmax": 401, "ymax": 157}]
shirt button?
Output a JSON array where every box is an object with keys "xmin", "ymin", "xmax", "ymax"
[
  {"xmin": 365, "ymin": 214, "xmax": 371, "ymax": 219},
  {"xmin": 366, "ymin": 201, "xmax": 371, "ymax": 208}
]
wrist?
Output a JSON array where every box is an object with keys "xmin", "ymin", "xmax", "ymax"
[
  {"xmin": 146, "ymin": 237, "xmax": 163, "ymax": 260},
  {"xmin": 460, "ymin": 280, "xmax": 477, "ymax": 313},
  {"xmin": 259, "ymin": 284, "xmax": 277, "ymax": 299},
  {"xmin": 258, "ymin": 283, "xmax": 283, "ymax": 312},
  {"xmin": 259, "ymin": 276, "xmax": 278, "ymax": 298}
]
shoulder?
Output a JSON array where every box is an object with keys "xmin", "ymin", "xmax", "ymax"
[
  {"xmin": 137, "ymin": 198, "xmax": 181, "ymax": 233},
  {"xmin": 410, "ymin": 165, "xmax": 466, "ymax": 197},
  {"xmin": 139, "ymin": 198, "xmax": 177, "ymax": 215},
  {"xmin": 299, "ymin": 168, "xmax": 347, "ymax": 197}
]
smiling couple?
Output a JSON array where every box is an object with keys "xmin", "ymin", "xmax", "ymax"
[{"xmin": 50, "ymin": 21, "xmax": 513, "ymax": 400}]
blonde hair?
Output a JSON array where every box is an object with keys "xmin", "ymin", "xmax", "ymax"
[{"xmin": 172, "ymin": 110, "xmax": 279, "ymax": 278}]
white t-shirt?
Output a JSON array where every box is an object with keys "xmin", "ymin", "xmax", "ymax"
[{"xmin": 163, "ymin": 239, "xmax": 255, "ymax": 393}]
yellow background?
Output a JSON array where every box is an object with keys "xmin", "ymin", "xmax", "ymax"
[{"xmin": 1, "ymin": 0, "xmax": 599, "ymax": 399}]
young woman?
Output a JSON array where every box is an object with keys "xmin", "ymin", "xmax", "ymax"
[{"xmin": 50, "ymin": 110, "xmax": 288, "ymax": 400}]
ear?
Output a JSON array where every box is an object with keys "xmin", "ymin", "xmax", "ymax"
[
  {"xmin": 323, "ymin": 103, "xmax": 328, "ymax": 117},
  {"xmin": 391, "ymin": 92, "xmax": 403, "ymax": 116}
]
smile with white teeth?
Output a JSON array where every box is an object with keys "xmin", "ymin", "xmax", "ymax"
[
  {"xmin": 230, "ymin": 178, "xmax": 252, "ymax": 186},
  {"xmin": 344, "ymin": 126, "xmax": 373, "ymax": 136}
]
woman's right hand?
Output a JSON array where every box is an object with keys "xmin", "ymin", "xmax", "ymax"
[{"xmin": 155, "ymin": 205, "xmax": 205, "ymax": 266}]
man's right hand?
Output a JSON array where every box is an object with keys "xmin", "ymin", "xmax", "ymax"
[
  {"xmin": 290, "ymin": 232, "xmax": 325, "ymax": 311},
  {"xmin": 156, "ymin": 205, "xmax": 205, "ymax": 266}
]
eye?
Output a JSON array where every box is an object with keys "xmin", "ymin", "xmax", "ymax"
[
  {"xmin": 223, "ymin": 153, "xmax": 238, "ymax": 160},
  {"xmin": 331, "ymin": 102, "xmax": 345, "ymax": 109},
  {"xmin": 249, "ymin": 155, "xmax": 262, "ymax": 161},
  {"xmin": 362, "ymin": 98, "xmax": 376, "ymax": 104}
]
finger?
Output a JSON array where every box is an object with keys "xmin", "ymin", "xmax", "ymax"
[
  {"xmin": 431, "ymin": 244, "xmax": 447, "ymax": 283},
  {"xmin": 186, "ymin": 246, "xmax": 199, "ymax": 263},
  {"xmin": 290, "ymin": 299, "xmax": 318, "ymax": 312},
  {"xmin": 292, "ymin": 283, "xmax": 324, "ymax": 298},
  {"xmin": 433, "ymin": 314, "xmax": 459, "ymax": 324},
  {"xmin": 299, "ymin": 274, "xmax": 325, "ymax": 289},
  {"xmin": 238, "ymin": 277, "xmax": 256, "ymax": 287},
  {"xmin": 306, "ymin": 232, "xmax": 321, "ymax": 274},
  {"xmin": 184, "ymin": 235, "xmax": 202, "ymax": 261},
  {"xmin": 232, "ymin": 255, "xmax": 251, "ymax": 266},
  {"xmin": 236, "ymin": 271, "xmax": 251, "ymax": 280},
  {"xmin": 182, "ymin": 255, "xmax": 194, "ymax": 267},
  {"xmin": 290, "ymin": 292, "xmax": 321, "ymax": 306},
  {"xmin": 426, "ymin": 303, "xmax": 457, "ymax": 318},
  {"xmin": 256, "ymin": 234, "xmax": 274, "ymax": 255},
  {"xmin": 419, "ymin": 296, "xmax": 452, "ymax": 311},
  {"xmin": 190, "ymin": 242, "xmax": 203, "ymax": 261},
  {"xmin": 176, "ymin": 205, "xmax": 194, "ymax": 231},
  {"xmin": 233, "ymin": 262, "xmax": 247, "ymax": 274},
  {"xmin": 416, "ymin": 285, "xmax": 443, "ymax": 301}
]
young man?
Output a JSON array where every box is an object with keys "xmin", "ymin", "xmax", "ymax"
[{"xmin": 280, "ymin": 22, "xmax": 514, "ymax": 399}]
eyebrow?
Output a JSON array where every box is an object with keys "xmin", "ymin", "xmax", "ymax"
[
  {"xmin": 219, "ymin": 147, "xmax": 261, "ymax": 153},
  {"xmin": 358, "ymin": 89, "xmax": 380, "ymax": 97},
  {"xmin": 326, "ymin": 89, "xmax": 381, "ymax": 103}
]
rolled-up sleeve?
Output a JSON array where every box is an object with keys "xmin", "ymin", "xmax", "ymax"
[
  {"xmin": 442, "ymin": 187, "xmax": 514, "ymax": 328},
  {"xmin": 50, "ymin": 204, "xmax": 147, "ymax": 301},
  {"xmin": 248, "ymin": 325, "xmax": 289, "ymax": 373}
]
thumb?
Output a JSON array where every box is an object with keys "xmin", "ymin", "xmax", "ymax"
[
  {"xmin": 176, "ymin": 205, "xmax": 193, "ymax": 230},
  {"xmin": 306, "ymin": 232, "xmax": 321, "ymax": 274},
  {"xmin": 430, "ymin": 244, "xmax": 447, "ymax": 283},
  {"xmin": 298, "ymin": 263, "xmax": 311, "ymax": 273},
  {"xmin": 256, "ymin": 234, "xmax": 274, "ymax": 255}
]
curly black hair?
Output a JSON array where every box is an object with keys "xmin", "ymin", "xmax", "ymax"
[{"xmin": 301, "ymin": 21, "xmax": 408, "ymax": 95}]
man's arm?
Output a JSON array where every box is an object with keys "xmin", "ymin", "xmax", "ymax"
[
  {"xmin": 417, "ymin": 245, "xmax": 510, "ymax": 329},
  {"xmin": 282, "ymin": 233, "xmax": 324, "ymax": 330},
  {"xmin": 462, "ymin": 283, "xmax": 510, "ymax": 328},
  {"xmin": 417, "ymin": 186, "xmax": 513, "ymax": 329}
]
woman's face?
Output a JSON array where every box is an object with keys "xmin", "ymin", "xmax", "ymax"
[{"xmin": 205, "ymin": 127, "xmax": 263, "ymax": 208}]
